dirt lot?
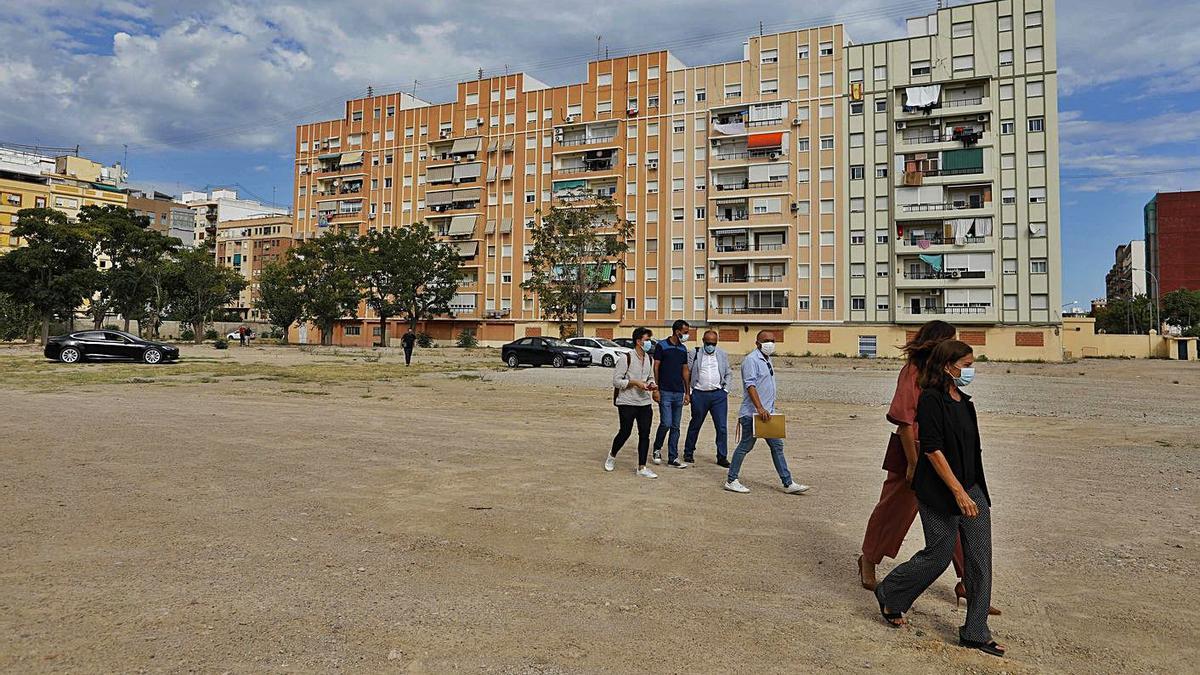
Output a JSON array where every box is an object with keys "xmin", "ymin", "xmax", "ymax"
[{"xmin": 1, "ymin": 344, "xmax": 1197, "ymax": 673}]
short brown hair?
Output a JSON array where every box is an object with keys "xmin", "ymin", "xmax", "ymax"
[{"xmin": 918, "ymin": 339, "xmax": 973, "ymax": 391}]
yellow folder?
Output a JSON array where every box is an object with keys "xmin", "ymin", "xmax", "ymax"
[{"xmin": 752, "ymin": 414, "xmax": 786, "ymax": 439}]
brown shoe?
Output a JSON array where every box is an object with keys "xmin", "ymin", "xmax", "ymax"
[{"xmin": 956, "ymin": 581, "xmax": 1001, "ymax": 615}]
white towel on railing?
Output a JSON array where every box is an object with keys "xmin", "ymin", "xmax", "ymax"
[{"xmin": 712, "ymin": 122, "xmax": 746, "ymax": 135}]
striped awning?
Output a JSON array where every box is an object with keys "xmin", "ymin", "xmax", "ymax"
[
  {"xmin": 453, "ymin": 162, "xmax": 482, "ymax": 180},
  {"xmin": 746, "ymin": 132, "xmax": 783, "ymax": 149},
  {"xmin": 454, "ymin": 241, "xmax": 479, "ymax": 258},
  {"xmin": 447, "ymin": 214, "xmax": 477, "ymax": 236},
  {"xmin": 339, "ymin": 151, "xmax": 364, "ymax": 165},
  {"xmin": 451, "ymin": 138, "xmax": 481, "ymax": 154},
  {"xmin": 425, "ymin": 190, "xmax": 454, "ymax": 206},
  {"xmin": 452, "ymin": 187, "xmax": 481, "ymax": 201},
  {"xmin": 500, "ymin": 218, "xmax": 513, "ymax": 234},
  {"xmin": 427, "ymin": 166, "xmax": 454, "ymax": 183},
  {"xmin": 484, "ymin": 219, "xmax": 497, "ymax": 234}
]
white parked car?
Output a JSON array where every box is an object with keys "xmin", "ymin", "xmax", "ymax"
[
  {"xmin": 226, "ymin": 329, "xmax": 256, "ymax": 341},
  {"xmin": 567, "ymin": 337, "xmax": 632, "ymax": 368}
]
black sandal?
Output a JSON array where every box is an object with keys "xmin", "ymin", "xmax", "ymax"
[
  {"xmin": 959, "ymin": 638, "xmax": 1005, "ymax": 657},
  {"xmin": 874, "ymin": 587, "xmax": 905, "ymax": 627}
]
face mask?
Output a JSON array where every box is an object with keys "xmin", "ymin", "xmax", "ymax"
[
  {"xmin": 759, "ymin": 341, "xmax": 776, "ymax": 356},
  {"xmin": 679, "ymin": 332, "xmax": 690, "ymax": 342},
  {"xmin": 953, "ymin": 367, "xmax": 975, "ymax": 387},
  {"xmin": 703, "ymin": 343, "xmax": 717, "ymax": 355},
  {"xmin": 641, "ymin": 339, "xmax": 653, "ymax": 351}
]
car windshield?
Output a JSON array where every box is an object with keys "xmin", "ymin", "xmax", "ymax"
[
  {"xmin": 595, "ymin": 338, "xmax": 620, "ymax": 348},
  {"xmin": 544, "ymin": 338, "xmax": 570, "ymax": 347}
]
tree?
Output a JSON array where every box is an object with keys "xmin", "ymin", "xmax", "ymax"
[
  {"xmin": 0, "ymin": 292, "xmax": 40, "ymax": 342},
  {"xmin": 291, "ymin": 230, "xmax": 361, "ymax": 346},
  {"xmin": 77, "ymin": 205, "xmax": 179, "ymax": 333},
  {"xmin": 256, "ymin": 260, "xmax": 305, "ymax": 344},
  {"xmin": 357, "ymin": 225, "xmax": 461, "ymax": 345},
  {"xmin": 167, "ymin": 247, "xmax": 246, "ymax": 344},
  {"xmin": 521, "ymin": 200, "xmax": 633, "ymax": 337},
  {"xmin": 1161, "ymin": 288, "xmax": 1200, "ymax": 334},
  {"xmin": 0, "ymin": 208, "xmax": 100, "ymax": 345},
  {"xmin": 1094, "ymin": 294, "xmax": 1155, "ymax": 335}
]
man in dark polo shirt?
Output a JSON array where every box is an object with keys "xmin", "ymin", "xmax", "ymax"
[{"xmin": 652, "ymin": 319, "xmax": 691, "ymax": 468}]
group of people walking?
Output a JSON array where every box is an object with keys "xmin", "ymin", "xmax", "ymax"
[{"xmin": 606, "ymin": 319, "xmax": 1005, "ymax": 658}]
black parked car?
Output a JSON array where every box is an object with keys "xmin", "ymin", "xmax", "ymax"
[
  {"xmin": 501, "ymin": 336, "xmax": 592, "ymax": 368},
  {"xmin": 44, "ymin": 330, "xmax": 180, "ymax": 365}
]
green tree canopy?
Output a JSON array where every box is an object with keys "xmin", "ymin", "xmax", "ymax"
[
  {"xmin": 291, "ymin": 230, "xmax": 362, "ymax": 346},
  {"xmin": 361, "ymin": 225, "xmax": 462, "ymax": 341},
  {"xmin": 167, "ymin": 247, "xmax": 247, "ymax": 344},
  {"xmin": 256, "ymin": 259, "xmax": 305, "ymax": 344},
  {"xmin": 1161, "ymin": 288, "xmax": 1200, "ymax": 336}
]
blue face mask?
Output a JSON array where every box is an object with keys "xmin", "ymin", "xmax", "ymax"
[
  {"xmin": 641, "ymin": 339, "xmax": 654, "ymax": 351},
  {"xmin": 954, "ymin": 367, "xmax": 976, "ymax": 387},
  {"xmin": 703, "ymin": 343, "xmax": 717, "ymax": 355}
]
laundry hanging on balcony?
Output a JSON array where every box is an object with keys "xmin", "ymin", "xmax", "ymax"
[
  {"xmin": 747, "ymin": 132, "xmax": 784, "ymax": 149},
  {"xmin": 712, "ymin": 121, "xmax": 746, "ymax": 136},
  {"xmin": 973, "ymin": 217, "xmax": 992, "ymax": 237},
  {"xmin": 919, "ymin": 254, "xmax": 944, "ymax": 272},
  {"xmin": 904, "ymin": 85, "xmax": 941, "ymax": 108},
  {"xmin": 950, "ymin": 218, "xmax": 975, "ymax": 245}
]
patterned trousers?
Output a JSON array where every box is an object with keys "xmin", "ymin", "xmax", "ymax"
[{"xmin": 875, "ymin": 484, "xmax": 993, "ymax": 643}]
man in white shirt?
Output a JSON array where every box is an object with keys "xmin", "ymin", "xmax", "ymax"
[{"xmin": 683, "ymin": 330, "xmax": 733, "ymax": 466}]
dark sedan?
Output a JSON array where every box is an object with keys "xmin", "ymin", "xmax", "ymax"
[
  {"xmin": 44, "ymin": 330, "xmax": 180, "ymax": 365},
  {"xmin": 501, "ymin": 336, "xmax": 592, "ymax": 368}
]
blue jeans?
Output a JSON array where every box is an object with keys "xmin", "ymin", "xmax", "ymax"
[
  {"xmin": 727, "ymin": 416, "xmax": 793, "ymax": 486},
  {"xmin": 653, "ymin": 390, "xmax": 685, "ymax": 461},
  {"xmin": 683, "ymin": 389, "xmax": 728, "ymax": 459}
]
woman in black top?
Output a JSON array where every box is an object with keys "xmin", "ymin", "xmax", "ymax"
[{"xmin": 873, "ymin": 340, "xmax": 1005, "ymax": 658}]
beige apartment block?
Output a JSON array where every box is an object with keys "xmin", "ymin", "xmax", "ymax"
[
  {"xmin": 844, "ymin": 0, "xmax": 1061, "ymax": 325},
  {"xmin": 215, "ymin": 215, "xmax": 294, "ymax": 321}
]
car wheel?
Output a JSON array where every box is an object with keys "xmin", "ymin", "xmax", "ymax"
[
  {"xmin": 143, "ymin": 348, "xmax": 163, "ymax": 364},
  {"xmin": 505, "ymin": 353, "xmax": 520, "ymax": 368},
  {"xmin": 552, "ymin": 354, "xmax": 565, "ymax": 368},
  {"xmin": 601, "ymin": 354, "xmax": 614, "ymax": 368},
  {"xmin": 59, "ymin": 347, "xmax": 81, "ymax": 364}
]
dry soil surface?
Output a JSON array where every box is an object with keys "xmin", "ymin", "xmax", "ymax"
[{"xmin": 1, "ymin": 344, "xmax": 1197, "ymax": 673}]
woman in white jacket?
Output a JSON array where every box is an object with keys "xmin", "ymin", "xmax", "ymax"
[{"xmin": 607, "ymin": 327, "xmax": 659, "ymax": 478}]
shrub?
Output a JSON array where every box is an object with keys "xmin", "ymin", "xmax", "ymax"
[
  {"xmin": 204, "ymin": 328, "xmax": 220, "ymax": 341},
  {"xmin": 456, "ymin": 330, "xmax": 479, "ymax": 348},
  {"xmin": 416, "ymin": 332, "xmax": 434, "ymax": 348},
  {"xmin": 213, "ymin": 338, "xmax": 229, "ymax": 349},
  {"xmin": 180, "ymin": 328, "xmax": 195, "ymax": 341},
  {"xmin": 103, "ymin": 324, "xmax": 121, "ymax": 331},
  {"xmin": 976, "ymin": 354, "xmax": 990, "ymax": 362},
  {"xmin": 832, "ymin": 352, "xmax": 847, "ymax": 358}
]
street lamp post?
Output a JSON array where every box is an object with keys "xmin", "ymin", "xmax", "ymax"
[{"xmin": 1145, "ymin": 270, "xmax": 1161, "ymax": 334}]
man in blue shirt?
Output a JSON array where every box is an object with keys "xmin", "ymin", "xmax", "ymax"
[
  {"xmin": 724, "ymin": 330, "xmax": 812, "ymax": 494},
  {"xmin": 652, "ymin": 319, "xmax": 691, "ymax": 468}
]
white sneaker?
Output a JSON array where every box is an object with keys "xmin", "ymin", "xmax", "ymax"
[
  {"xmin": 637, "ymin": 467, "xmax": 659, "ymax": 479},
  {"xmin": 651, "ymin": 450, "xmax": 663, "ymax": 465},
  {"xmin": 724, "ymin": 479, "xmax": 750, "ymax": 493},
  {"xmin": 604, "ymin": 455, "xmax": 616, "ymax": 472},
  {"xmin": 784, "ymin": 482, "xmax": 811, "ymax": 494}
]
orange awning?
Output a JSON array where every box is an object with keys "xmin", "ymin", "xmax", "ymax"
[{"xmin": 747, "ymin": 132, "xmax": 784, "ymax": 149}]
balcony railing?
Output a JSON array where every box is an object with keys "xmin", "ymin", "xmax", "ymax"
[
  {"xmin": 902, "ymin": 305, "xmax": 991, "ymax": 315},
  {"xmin": 715, "ymin": 180, "xmax": 784, "ymax": 191},
  {"xmin": 944, "ymin": 97, "xmax": 985, "ymax": 108},
  {"xmin": 901, "ymin": 201, "xmax": 986, "ymax": 213},
  {"xmin": 746, "ymin": 118, "xmax": 783, "ymax": 127},
  {"xmin": 558, "ymin": 135, "xmax": 617, "ymax": 146},
  {"xmin": 713, "ymin": 148, "xmax": 782, "ymax": 161},
  {"xmin": 714, "ymin": 306, "xmax": 785, "ymax": 315},
  {"xmin": 715, "ymin": 213, "xmax": 750, "ymax": 222},
  {"xmin": 556, "ymin": 164, "xmax": 614, "ymax": 174},
  {"xmin": 714, "ymin": 243, "xmax": 786, "ymax": 253},
  {"xmin": 902, "ymin": 235, "xmax": 986, "ymax": 246},
  {"xmin": 718, "ymin": 274, "xmax": 785, "ymax": 283},
  {"xmin": 902, "ymin": 270, "xmax": 988, "ymax": 280},
  {"xmin": 448, "ymin": 304, "xmax": 477, "ymax": 313},
  {"xmin": 915, "ymin": 167, "xmax": 986, "ymax": 178}
]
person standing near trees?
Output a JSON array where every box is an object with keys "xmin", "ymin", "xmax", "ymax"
[{"xmin": 401, "ymin": 328, "xmax": 417, "ymax": 366}]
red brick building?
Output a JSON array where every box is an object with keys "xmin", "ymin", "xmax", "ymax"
[{"xmin": 1145, "ymin": 191, "xmax": 1200, "ymax": 300}]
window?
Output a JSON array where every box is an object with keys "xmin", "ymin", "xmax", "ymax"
[
  {"xmin": 819, "ymin": 103, "xmax": 833, "ymax": 118},
  {"xmin": 797, "ymin": 169, "xmax": 811, "ymax": 183},
  {"xmin": 1002, "ymin": 188, "xmax": 1016, "ymax": 204},
  {"xmin": 1003, "ymin": 294, "xmax": 1018, "ymax": 310},
  {"xmin": 999, "ymin": 15, "xmax": 1013, "ymax": 31},
  {"xmin": 627, "ymin": 124, "xmax": 638, "ymax": 139},
  {"xmin": 849, "ymin": 68, "xmax": 864, "ymax": 82},
  {"xmin": 797, "ymin": 298, "xmax": 810, "ymax": 310},
  {"xmin": 647, "ymin": 122, "xmax": 659, "ymax": 136},
  {"xmin": 850, "ymin": 101, "xmax": 864, "ymax": 115},
  {"xmin": 628, "ymin": 68, "xmax": 638, "ymax": 82},
  {"xmin": 876, "ymin": 232, "xmax": 889, "ymax": 244},
  {"xmin": 820, "ymin": 135, "xmax": 834, "ymax": 150},
  {"xmin": 671, "ymin": 267, "xmax": 684, "ymax": 281},
  {"xmin": 647, "ymin": 180, "xmax": 659, "ymax": 194},
  {"xmin": 645, "ymin": 268, "xmax": 658, "ymax": 281},
  {"xmin": 795, "ymin": 107, "xmax": 810, "ymax": 123},
  {"xmin": 1000, "ymin": 50, "xmax": 1014, "ymax": 66},
  {"xmin": 852, "ymin": 297, "xmax": 866, "ymax": 310},
  {"xmin": 874, "ymin": 65, "xmax": 887, "ymax": 81},
  {"xmin": 504, "ymin": 113, "xmax": 516, "ymax": 125},
  {"xmin": 1002, "ymin": 154, "xmax": 1016, "ymax": 169},
  {"xmin": 673, "ymin": 90, "xmax": 685, "ymax": 105},
  {"xmin": 819, "ymin": 41, "xmax": 833, "ymax": 56},
  {"xmin": 798, "ymin": 44, "xmax": 809, "ymax": 59},
  {"xmin": 647, "ymin": 66, "xmax": 659, "ymax": 79},
  {"xmin": 626, "ymin": 298, "xmax": 636, "ymax": 310},
  {"xmin": 525, "ymin": 192, "xmax": 536, "ymax": 203},
  {"xmin": 1029, "ymin": 152, "xmax": 1046, "ymax": 168},
  {"xmin": 819, "ymin": 72, "xmax": 834, "ymax": 88},
  {"xmin": 673, "ymin": 208, "xmax": 685, "ymax": 222},
  {"xmin": 597, "ymin": 73, "xmax": 612, "ymax": 86},
  {"xmin": 1029, "ymin": 259, "xmax": 1048, "ymax": 275},
  {"xmin": 1025, "ymin": 11, "xmax": 1043, "ymax": 28},
  {"xmin": 953, "ymin": 55, "xmax": 974, "ymax": 72},
  {"xmin": 875, "ymin": 196, "xmax": 889, "ymax": 210},
  {"xmin": 821, "ymin": 296, "xmax": 835, "ymax": 311},
  {"xmin": 798, "ymin": 137, "xmax": 810, "ymax": 152},
  {"xmin": 760, "ymin": 79, "xmax": 778, "ymax": 95},
  {"xmin": 647, "ymin": 95, "xmax": 659, "ymax": 108},
  {"xmin": 724, "ymin": 83, "xmax": 742, "ymax": 98},
  {"xmin": 646, "ymin": 210, "xmax": 658, "ymax": 223},
  {"xmin": 695, "ymin": 206, "xmax": 706, "ymax": 219},
  {"xmin": 386, "ymin": 106, "xmax": 395, "ymax": 117},
  {"xmin": 851, "ymin": 231, "xmax": 866, "ymax": 245},
  {"xmin": 694, "ymin": 147, "xmax": 706, "ymax": 161},
  {"xmin": 849, "ymin": 132, "xmax": 864, "ymax": 148},
  {"xmin": 695, "ymin": 88, "xmax": 706, "ymax": 102},
  {"xmin": 672, "ymin": 119, "xmax": 685, "ymax": 133},
  {"xmin": 1000, "ymin": 84, "xmax": 1014, "ymax": 100},
  {"xmin": 695, "ymin": 177, "xmax": 706, "ymax": 191},
  {"xmin": 1003, "ymin": 259, "xmax": 1018, "ymax": 275},
  {"xmin": 796, "ymin": 75, "xmax": 810, "ymax": 90},
  {"xmin": 646, "ymin": 298, "xmax": 659, "ymax": 311},
  {"xmin": 875, "ymin": 98, "xmax": 887, "ymax": 113},
  {"xmin": 850, "ymin": 197, "xmax": 865, "ymax": 212},
  {"xmin": 1001, "ymin": 120, "xmax": 1015, "ymax": 134},
  {"xmin": 911, "ymin": 60, "xmax": 931, "ymax": 76},
  {"xmin": 672, "ymin": 178, "xmax": 685, "ymax": 191},
  {"xmin": 501, "ymin": 273, "xmax": 512, "ymax": 284},
  {"xmin": 351, "ymin": 110, "xmax": 363, "ymax": 122},
  {"xmin": 820, "ymin": 263, "xmax": 835, "ymax": 278},
  {"xmin": 819, "ymin": 231, "xmax": 834, "ymax": 245},
  {"xmin": 1027, "ymin": 80, "xmax": 1045, "ymax": 97},
  {"xmin": 1031, "ymin": 294, "xmax": 1049, "ymax": 311},
  {"xmin": 568, "ymin": 104, "xmax": 582, "ymax": 117},
  {"xmin": 1002, "ymin": 223, "xmax": 1017, "ymax": 239},
  {"xmin": 819, "ymin": 200, "xmax": 834, "ymax": 215},
  {"xmin": 1030, "ymin": 221, "xmax": 1048, "ymax": 237},
  {"xmin": 952, "ymin": 21, "xmax": 973, "ymax": 38},
  {"xmin": 596, "ymin": 100, "xmax": 612, "ymax": 114},
  {"xmin": 797, "ymin": 264, "xmax": 811, "ymax": 278},
  {"xmin": 876, "ymin": 263, "xmax": 889, "ymax": 278},
  {"xmin": 1029, "ymin": 117, "xmax": 1045, "ymax": 132},
  {"xmin": 877, "ymin": 297, "xmax": 890, "ymax": 311},
  {"xmin": 819, "ymin": 167, "xmax": 834, "ymax": 182},
  {"xmin": 761, "ymin": 48, "xmax": 778, "ymax": 64},
  {"xmin": 465, "ymin": 92, "xmax": 479, "ymax": 105},
  {"xmin": 795, "ymin": 201, "xmax": 810, "ymax": 215},
  {"xmin": 695, "ymin": 238, "xmax": 706, "ymax": 251},
  {"xmin": 875, "ymin": 164, "xmax": 888, "ymax": 178},
  {"xmin": 489, "ymin": 115, "xmax": 499, "ymax": 127},
  {"xmin": 1027, "ymin": 46, "xmax": 1044, "ymax": 63},
  {"xmin": 874, "ymin": 131, "xmax": 888, "ymax": 146},
  {"xmin": 850, "ymin": 165, "xmax": 864, "ymax": 180}
]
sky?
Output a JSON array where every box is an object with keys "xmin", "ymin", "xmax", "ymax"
[{"xmin": 2, "ymin": 0, "xmax": 1198, "ymax": 306}]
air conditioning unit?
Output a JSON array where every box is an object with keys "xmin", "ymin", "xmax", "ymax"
[
  {"xmin": 439, "ymin": 130, "xmax": 450, "ymax": 139},
  {"xmin": 369, "ymin": 213, "xmax": 376, "ymax": 219},
  {"xmin": 454, "ymin": 156, "xmax": 463, "ymax": 163},
  {"xmin": 466, "ymin": 153, "xmax": 476, "ymax": 160},
  {"xmin": 949, "ymin": 270, "xmax": 963, "ymax": 278},
  {"xmin": 565, "ymin": 114, "xmax": 578, "ymax": 123},
  {"xmin": 952, "ymin": 200, "xmax": 967, "ymax": 209},
  {"xmin": 646, "ymin": 160, "xmax": 658, "ymax": 170},
  {"xmin": 976, "ymin": 114, "xmax": 989, "ymax": 122},
  {"xmin": 711, "ymin": 139, "xmax": 722, "ymax": 147},
  {"xmin": 769, "ymin": 151, "xmax": 782, "ymax": 161},
  {"xmin": 791, "ymin": 117, "xmax": 803, "ymax": 126},
  {"xmin": 709, "ymin": 260, "xmax": 719, "ymax": 269},
  {"xmin": 790, "ymin": 202, "xmax": 799, "ymax": 213},
  {"xmin": 895, "ymin": 121, "xmax": 907, "ymax": 130},
  {"xmin": 476, "ymin": 118, "xmax": 484, "ymax": 126},
  {"xmin": 929, "ymin": 119, "xmax": 940, "ymax": 126}
]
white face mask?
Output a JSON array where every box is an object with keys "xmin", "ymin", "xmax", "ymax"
[
  {"xmin": 679, "ymin": 332, "xmax": 690, "ymax": 342},
  {"xmin": 759, "ymin": 341, "xmax": 776, "ymax": 356}
]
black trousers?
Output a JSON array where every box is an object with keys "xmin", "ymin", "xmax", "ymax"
[
  {"xmin": 403, "ymin": 345, "xmax": 413, "ymax": 365},
  {"xmin": 611, "ymin": 404, "xmax": 652, "ymax": 466}
]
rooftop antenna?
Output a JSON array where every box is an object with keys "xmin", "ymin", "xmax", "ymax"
[
  {"xmin": 478, "ymin": 67, "xmax": 483, "ymax": 80},
  {"xmin": 411, "ymin": 79, "xmax": 419, "ymax": 99},
  {"xmin": 597, "ymin": 35, "xmax": 602, "ymax": 61},
  {"xmin": 759, "ymin": 21, "xmax": 764, "ymax": 36},
  {"xmin": 367, "ymin": 85, "xmax": 374, "ymax": 97}
]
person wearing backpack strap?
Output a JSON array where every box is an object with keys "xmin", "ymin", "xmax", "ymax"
[
  {"xmin": 682, "ymin": 330, "xmax": 732, "ymax": 466},
  {"xmin": 606, "ymin": 327, "xmax": 658, "ymax": 478}
]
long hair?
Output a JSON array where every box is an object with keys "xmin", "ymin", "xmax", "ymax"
[
  {"xmin": 902, "ymin": 320, "xmax": 957, "ymax": 370},
  {"xmin": 919, "ymin": 339, "xmax": 973, "ymax": 391}
]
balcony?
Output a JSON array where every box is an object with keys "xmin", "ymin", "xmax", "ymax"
[
  {"xmin": 712, "ymin": 180, "xmax": 785, "ymax": 194},
  {"xmin": 895, "ymin": 269, "xmax": 992, "ymax": 289},
  {"xmin": 554, "ymin": 123, "xmax": 620, "ymax": 151},
  {"xmin": 896, "ymin": 305, "xmax": 996, "ymax": 324},
  {"xmin": 555, "ymin": 149, "xmax": 619, "ymax": 177},
  {"xmin": 711, "ymin": 272, "xmax": 788, "ymax": 289},
  {"xmin": 896, "ymin": 233, "xmax": 990, "ymax": 251},
  {"xmin": 710, "ymin": 147, "xmax": 787, "ymax": 165},
  {"xmin": 709, "ymin": 241, "xmax": 789, "ymax": 260}
]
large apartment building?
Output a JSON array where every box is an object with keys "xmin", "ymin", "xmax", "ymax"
[
  {"xmin": 181, "ymin": 189, "xmax": 290, "ymax": 251},
  {"xmin": 1144, "ymin": 190, "xmax": 1200, "ymax": 302},
  {"xmin": 1106, "ymin": 240, "xmax": 1147, "ymax": 301},
  {"xmin": 293, "ymin": 0, "xmax": 1062, "ymax": 357},
  {"xmin": 215, "ymin": 214, "xmax": 295, "ymax": 321}
]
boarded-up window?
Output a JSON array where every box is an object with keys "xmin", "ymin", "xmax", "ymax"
[
  {"xmin": 808, "ymin": 329, "xmax": 831, "ymax": 344},
  {"xmin": 905, "ymin": 330, "xmax": 918, "ymax": 343},
  {"xmin": 1016, "ymin": 331, "xmax": 1044, "ymax": 347},
  {"xmin": 719, "ymin": 329, "xmax": 740, "ymax": 342},
  {"xmin": 525, "ymin": 327, "xmax": 542, "ymax": 337},
  {"xmin": 960, "ymin": 330, "xmax": 986, "ymax": 346},
  {"xmin": 596, "ymin": 327, "xmax": 614, "ymax": 339}
]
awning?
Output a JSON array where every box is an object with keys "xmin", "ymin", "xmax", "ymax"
[
  {"xmin": 746, "ymin": 132, "xmax": 784, "ymax": 149},
  {"xmin": 714, "ymin": 198, "xmax": 748, "ymax": 205},
  {"xmin": 500, "ymin": 218, "xmax": 513, "ymax": 234},
  {"xmin": 90, "ymin": 182, "xmax": 125, "ymax": 193},
  {"xmin": 500, "ymin": 165, "xmax": 514, "ymax": 180},
  {"xmin": 317, "ymin": 152, "xmax": 340, "ymax": 160},
  {"xmin": 487, "ymin": 140, "xmax": 498, "ymax": 152},
  {"xmin": 486, "ymin": 167, "xmax": 498, "ymax": 182},
  {"xmin": 427, "ymin": 166, "xmax": 455, "ymax": 183},
  {"xmin": 451, "ymin": 138, "xmax": 481, "ymax": 154},
  {"xmin": 426, "ymin": 190, "xmax": 454, "ymax": 206},
  {"xmin": 553, "ymin": 179, "xmax": 587, "ymax": 190},
  {"xmin": 454, "ymin": 241, "xmax": 479, "ymax": 258},
  {"xmin": 919, "ymin": 254, "xmax": 944, "ymax": 271},
  {"xmin": 713, "ymin": 228, "xmax": 747, "ymax": 236},
  {"xmin": 904, "ymin": 85, "xmax": 941, "ymax": 107},
  {"xmin": 484, "ymin": 219, "xmax": 497, "ymax": 234},
  {"xmin": 502, "ymin": 138, "xmax": 515, "ymax": 151},
  {"xmin": 452, "ymin": 187, "xmax": 481, "ymax": 202},
  {"xmin": 448, "ymin": 214, "xmax": 477, "ymax": 236},
  {"xmin": 339, "ymin": 151, "xmax": 363, "ymax": 165},
  {"xmin": 453, "ymin": 162, "xmax": 482, "ymax": 181}
]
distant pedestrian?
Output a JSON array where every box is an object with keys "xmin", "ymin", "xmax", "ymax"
[
  {"xmin": 723, "ymin": 330, "xmax": 810, "ymax": 495},
  {"xmin": 873, "ymin": 340, "xmax": 1004, "ymax": 658},
  {"xmin": 682, "ymin": 329, "xmax": 732, "ymax": 466},
  {"xmin": 237, "ymin": 325, "xmax": 247, "ymax": 346},
  {"xmin": 651, "ymin": 320, "xmax": 692, "ymax": 468},
  {"xmin": 401, "ymin": 328, "xmax": 417, "ymax": 366},
  {"xmin": 607, "ymin": 327, "xmax": 659, "ymax": 479}
]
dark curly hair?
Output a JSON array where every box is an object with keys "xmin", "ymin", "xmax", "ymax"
[
  {"xmin": 919, "ymin": 339, "xmax": 974, "ymax": 391},
  {"xmin": 902, "ymin": 320, "xmax": 957, "ymax": 370}
]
